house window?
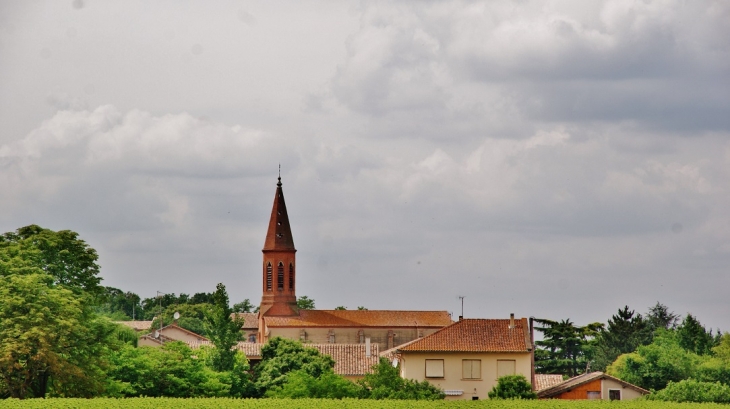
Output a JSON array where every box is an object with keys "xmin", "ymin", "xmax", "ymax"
[
  {"xmin": 289, "ymin": 263, "xmax": 294, "ymax": 290},
  {"xmin": 425, "ymin": 359, "xmax": 444, "ymax": 378},
  {"xmin": 462, "ymin": 359, "xmax": 481, "ymax": 379},
  {"xmin": 587, "ymin": 391, "xmax": 601, "ymax": 400},
  {"xmin": 358, "ymin": 330, "xmax": 365, "ymax": 343},
  {"xmin": 609, "ymin": 390, "xmax": 621, "ymax": 401},
  {"xmin": 266, "ymin": 263, "xmax": 272, "ymax": 291},
  {"xmin": 277, "ymin": 262, "xmax": 284, "ymax": 290},
  {"xmin": 497, "ymin": 360, "xmax": 516, "ymax": 378},
  {"xmin": 248, "ymin": 334, "xmax": 256, "ymax": 343},
  {"xmin": 328, "ymin": 330, "xmax": 335, "ymax": 343}
]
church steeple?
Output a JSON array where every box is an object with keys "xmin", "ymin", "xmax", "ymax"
[{"xmin": 259, "ymin": 174, "xmax": 298, "ymax": 317}]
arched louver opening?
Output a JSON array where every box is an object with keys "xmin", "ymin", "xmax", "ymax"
[
  {"xmin": 266, "ymin": 263, "xmax": 272, "ymax": 291},
  {"xmin": 289, "ymin": 263, "xmax": 294, "ymax": 290},
  {"xmin": 277, "ymin": 262, "xmax": 284, "ymax": 291}
]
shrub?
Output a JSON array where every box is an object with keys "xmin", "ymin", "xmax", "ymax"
[
  {"xmin": 488, "ymin": 375, "xmax": 537, "ymax": 399},
  {"xmin": 647, "ymin": 379, "xmax": 730, "ymax": 403}
]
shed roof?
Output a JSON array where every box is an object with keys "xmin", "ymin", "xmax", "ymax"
[{"xmin": 537, "ymin": 371, "xmax": 650, "ymax": 398}]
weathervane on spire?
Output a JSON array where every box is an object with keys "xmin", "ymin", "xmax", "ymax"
[{"xmin": 277, "ymin": 164, "xmax": 282, "ymax": 187}]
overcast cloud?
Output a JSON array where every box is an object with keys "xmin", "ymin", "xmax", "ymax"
[{"xmin": 1, "ymin": 0, "xmax": 728, "ymax": 330}]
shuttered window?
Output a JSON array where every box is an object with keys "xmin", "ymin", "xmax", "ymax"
[
  {"xmin": 462, "ymin": 359, "xmax": 481, "ymax": 379},
  {"xmin": 425, "ymin": 359, "xmax": 444, "ymax": 378},
  {"xmin": 277, "ymin": 262, "xmax": 284, "ymax": 290},
  {"xmin": 497, "ymin": 360, "xmax": 516, "ymax": 378},
  {"xmin": 266, "ymin": 263, "xmax": 272, "ymax": 291}
]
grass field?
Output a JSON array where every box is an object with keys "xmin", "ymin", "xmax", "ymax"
[{"xmin": 1, "ymin": 398, "xmax": 726, "ymax": 409}]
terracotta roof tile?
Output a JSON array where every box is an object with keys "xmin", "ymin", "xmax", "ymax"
[
  {"xmin": 232, "ymin": 312, "xmax": 259, "ymax": 329},
  {"xmin": 264, "ymin": 310, "xmax": 452, "ymax": 328},
  {"xmin": 114, "ymin": 320, "xmax": 154, "ymax": 331},
  {"xmin": 537, "ymin": 371, "xmax": 650, "ymax": 398},
  {"xmin": 534, "ymin": 374, "xmax": 565, "ymax": 391},
  {"xmin": 309, "ymin": 343, "xmax": 380, "ymax": 376},
  {"xmin": 398, "ymin": 318, "xmax": 531, "ymax": 352}
]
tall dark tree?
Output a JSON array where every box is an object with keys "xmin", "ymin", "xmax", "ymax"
[
  {"xmin": 677, "ymin": 314, "xmax": 716, "ymax": 356},
  {"xmin": 204, "ymin": 283, "xmax": 243, "ymax": 372},
  {"xmin": 592, "ymin": 306, "xmax": 651, "ymax": 371},
  {"xmin": 647, "ymin": 302, "xmax": 679, "ymax": 332},
  {"xmin": 534, "ymin": 318, "xmax": 603, "ymax": 377}
]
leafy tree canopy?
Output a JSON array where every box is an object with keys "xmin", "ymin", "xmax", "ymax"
[
  {"xmin": 358, "ymin": 357, "xmax": 445, "ymax": 400},
  {"xmin": 204, "ymin": 283, "xmax": 244, "ymax": 372},
  {"xmin": 254, "ymin": 337, "xmax": 334, "ymax": 395},
  {"xmin": 534, "ymin": 318, "xmax": 603, "ymax": 377},
  {"xmin": 591, "ymin": 306, "xmax": 652, "ymax": 371},
  {"xmin": 488, "ymin": 375, "xmax": 537, "ymax": 399},
  {"xmin": 296, "ymin": 295, "xmax": 315, "ymax": 310}
]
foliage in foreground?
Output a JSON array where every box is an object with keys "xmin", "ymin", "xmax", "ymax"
[
  {"xmin": 2, "ymin": 397, "xmax": 730, "ymax": 409},
  {"xmin": 646, "ymin": 379, "xmax": 730, "ymax": 404},
  {"xmin": 488, "ymin": 375, "xmax": 537, "ymax": 399},
  {"xmin": 357, "ymin": 357, "xmax": 445, "ymax": 400}
]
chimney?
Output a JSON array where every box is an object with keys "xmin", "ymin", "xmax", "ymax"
[
  {"xmin": 509, "ymin": 313, "xmax": 515, "ymax": 329},
  {"xmin": 458, "ymin": 315, "xmax": 463, "ymax": 321},
  {"xmin": 365, "ymin": 338, "xmax": 371, "ymax": 357}
]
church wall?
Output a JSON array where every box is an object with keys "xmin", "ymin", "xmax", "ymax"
[{"xmin": 266, "ymin": 327, "xmax": 442, "ymax": 350}]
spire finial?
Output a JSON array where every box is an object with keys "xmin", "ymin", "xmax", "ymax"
[{"xmin": 277, "ymin": 164, "xmax": 282, "ymax": 187}]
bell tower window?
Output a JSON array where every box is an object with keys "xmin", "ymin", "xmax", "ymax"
[
  {"xmin": 289, "ymin": 263, "xmax": 294, "ymax": 290},
  {"xmin": 277, "ymin": 262, "xmax": 284, "ymax": 291},
  {"xmin": 266, "ymin": 263, "xmax": 272, "ymax": 291}
]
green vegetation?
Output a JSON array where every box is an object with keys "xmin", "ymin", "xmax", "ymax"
[
  {"xmin": 534, "ymin": 319, "xmax": 603, "ymax": 377},
  {"xmin": 488, "ymin": 375, "xmax": 537, "ymax": 399},
  {"xmin": 647, "ymin": 379, "xmax": 730, "ymax": 404},
  {"xmin": 296, "ymin": 295, "xmax": 315, "ymax": 310},
  {"xmin": 357, "ymin": 357, "xmax": 445, "ymax": 400},
  {"xmin": 2, "ymin": 398, "xmax": 730, "ymax": 408}
]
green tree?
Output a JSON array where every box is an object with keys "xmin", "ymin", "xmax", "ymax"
[
  {"xmin": 204, "ymin": 283, "xmax": 244, "ymax": 372},
  {"xmin": 297, "ymin": 295, "xmax": 315, "ymax": 310},
  {"xmin": 233, "ymin": 299, "xmax": 255, "ymax": 313},
  {"xmin": 266, "ymin": 369, "xmax": 360, "ymax": 399},
  {"xmin": 592, "ymin": 306, "xmax": 651, "ymax": 371},
  {"xmin": 677, "ymin": 314, "xmax": 717, "ymax": 355},
  {"xmin": 647, "ymin": 379, "xmax": 730, "ymax": 403},
  {"xmin": 0, "ymin": 273, "xmax": 117, "ymax": 398},
  {"xmin": 646, "ymin": 302, "xmax": 679, "ymax": 332},
  {"xmin": 488, "ymin": 375, "xmax": 537, "ymax": 399},
  {"xmin": 334, "ymin": 306, "xmax": 347, "ymax": 310},
  {"xmin": 534, "ymin": 318, "xmax": 603, "ymax": 377},
  {"xmin": 0, "ymin": 225, "xmax": 103, "ymax": 298},
  {"xmin": 253, "ymin": 337, "xmax": 335, "ymax": 395},
  {"xmin": 96, "ymin": 286, "xmax": 142, "ymax": 320},
  {"xmin": 358, "ymin": 357, "xmax": 445, "ymax": 400},
  {"xmin": 107, "ymin": 342, "xmax": 229, "ymax": 397}
]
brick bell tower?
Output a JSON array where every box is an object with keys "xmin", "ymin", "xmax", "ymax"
[{"xmin": 259, "ymin": 174, "xmax": 298, "ymax": 317}]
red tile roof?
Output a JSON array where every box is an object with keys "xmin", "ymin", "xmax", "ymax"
[
  {"xmin": 534, "ymin": 374, "xmax": 565, "ymax": 391},
  {"xmin": 264, "ymin": 310, "xmax": 452, "ymax": 328},
  {"xmin": 398, "ymin": 318, "xmax": 531, "ymax": 352},
  {"xmin": 310, "ymin": 343, "xmax": 380, "ymax": 376},
  {"xmin": 232, "ymin": 312, "xmax": 259, "ymax": 329}
]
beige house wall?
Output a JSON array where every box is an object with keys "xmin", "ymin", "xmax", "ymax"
[
  {"xmin": 159, "ymin": 326, "xmax": 206, "ymax": 343},
  {"xmin": 400, "ymin": 352, "xmax": 531, "ymax": 400},
  {"xmin": 138, "ymin": 337, "xmax": 161, "ymax": 347},
  {"xmin": 602, "ymin": 378, "xmax": 645, "ymax": 401},
  {"xmin": 265, "ymin": 327, "xmax": 441, "ymax": 350}
]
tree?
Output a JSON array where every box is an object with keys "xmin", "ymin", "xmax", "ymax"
[
  {"xmin": 646, "ymin": 379, "xmax": 730, "ymax": 403},
  {"xmin": 591, "ymin": 306, "xmax": 651, "ymax": 371},
  {"xmin": 358, "ymin": 357, "xmax": 445, "ymax": 400},
  {"xmin": 266, "ymin": 369, "xmax": 360, "ymax": 399},
  {"xmin": 534, "ymin": 318, "xmax": 603, "ymax": 377},
  {"xmin": 204, "ymin": 283, "xmax": 244, "ymax": 372},
  {"xmin": 335, "ymin": 306, "xmax": 347, "ymax": 310},
  {"xmin": 297, "ymin": 295, "xmax": 315, "ymax": 310},
  {"xmin": 96, "ymin": 286, "xmax": 142, "ymax": 320},
  {"xmin": 254, "ymin": 337, "xmax": 335, "ymax": 395},
  {"xmin": 0, "ymin": 273, "xmax": 117, "ymax": 398},
  {"xmin": 0, "ymin": 225, "xmax": 103, "ymax": 298},
  {"xmin": 233, "ymin": 299, "xmax": 254, "ymax": 313},
  {"xmin": 488, "ymin": 375, "xmax": 537, "ymax": 399},
  {"xmin": 647, "ymin": 302, "xmax": 679, "ymax": 332},
  {"xmin": 677, "ymin": 314, "xmax": 716, "ymax": 355},
  {"xmin": 357, "ymin": 306, "xmax": 368, "ymax": 310}
]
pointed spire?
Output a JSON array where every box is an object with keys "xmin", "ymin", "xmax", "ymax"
[{"xmin": 263, "ymin": 174, "xmax": 295, "ymax": 251}]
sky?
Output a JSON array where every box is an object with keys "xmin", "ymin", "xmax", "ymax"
[{"xmin": 1, "ymin": 0, "xmax": 728, "ymax": 331}]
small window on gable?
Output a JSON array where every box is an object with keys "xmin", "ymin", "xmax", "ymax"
[
  {"xmin": 277, "ymin": 262, "xmax": 284, "ymax": 290},
  {"xmin": 609, "ymin": 390, "xmax": 621, "ymax": 401},
  {"xmin": 587, "ymin": 391, "xmax": 601, "ymax": 400},
  {"xmin": 497, "ymin": 360, "xmax": 516, "ymax": 378},
  {"xmin": 462, "ymin": 359, "xmax": 481, "ymax": 379},
  {"xmin": 425, "ymin": 359, "xmax": 444, "ymax": 378},
  {"xmin": 266, "ymin": 263, "xmax": 272, "ymax": 291}
]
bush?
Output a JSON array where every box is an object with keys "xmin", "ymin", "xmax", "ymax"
[
  {"xmin": 647, "ymin": 379, "xmax": 730, "ymax": 403},
  {"xmin": 488, "ymin": 375, "xmax": 537, "ymax": 399}
]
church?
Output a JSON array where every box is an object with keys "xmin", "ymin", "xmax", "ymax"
[{"xmin": 243, "ymin": 175, "xmax": 453, "ymax": 350}]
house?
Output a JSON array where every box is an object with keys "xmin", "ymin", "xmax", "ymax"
[
  {"xmin": 537, "ymin": 371, "xmax": 649, "ymax": 401},
  {"xmin": 395, "ymin": 316, "xmax": 533, "ymax": 400},
  {"xmin": 138, "ymin": 323, "xmax": 210, "ymax": 347},
  {"xmin": 252, "ymin": 175, "xmax": 452, "ymax": 350}
]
